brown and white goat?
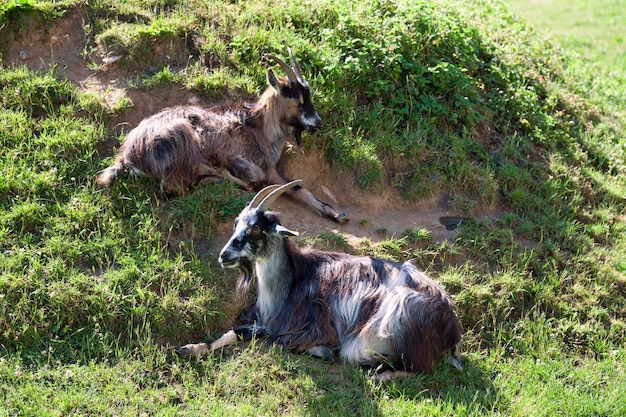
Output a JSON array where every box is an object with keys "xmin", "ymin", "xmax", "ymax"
[
  {"xmin": 96, "ymin": 49, "xmax": 347, "ymax": 224},
  {"xmin": 177, "ymin": 180, "xmax": 463, "ymax": 381}
]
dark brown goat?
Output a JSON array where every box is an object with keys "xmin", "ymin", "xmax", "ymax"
[
  {"xmin": 177, "ymin": 181, "xmax": 463, "ymax": 381},
  {"xmin": 96, "ymin": 49, "xmax": 347, "ymax": 224}
]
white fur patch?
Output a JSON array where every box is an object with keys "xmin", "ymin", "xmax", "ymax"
[
  {"xmin": 210, "ymin": 329, "xmax": 238, "ymax": 351},
  {"xmin": 334, "ymin": 287, "xmax": 365, "ymax": 329},
  {"xmin": 255, "ymin": 250, "xmax": 290, "ymax": 319},
  {"xmin": 339, "ymin": 330, "xmax": 392, "ymax": 364},
  {"xmin": 383, "ymin": 268, "xmax": 407, "ymax": 288}
]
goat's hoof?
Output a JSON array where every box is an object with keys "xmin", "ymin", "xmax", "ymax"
[
  {"xmin": 372, "ymin": 370, "xmax": 412, "ymax": 383},
  {"xmin": 174, "ymin": 345, "xmax": 193, "ymax": 358},
  {"xmin": 175, "ymin": 342, "xmax": 210, "ymax": 358},
  {"xmin": 335, "ymin": 212, "xmax": 350, "ymax": 225},
  {"xmin": 372, "ymin": 370, "xmax": 394, "ymax": 383},
  {"xmin": 306, "ymin": 346, "xmax": 335, "ymax": 362}
]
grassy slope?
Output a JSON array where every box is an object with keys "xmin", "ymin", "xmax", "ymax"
[{"xmin": 1, "ymin": 0, "xmax": 625, "ymax": 415}]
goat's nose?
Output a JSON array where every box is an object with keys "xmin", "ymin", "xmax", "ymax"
[
  {"xmin": 218, "ymin": 250, "xmax": 238, "ymax": 267},
  {"xmin": 306, "ymin": 113, "xmax": 322, "ymax": 131},
  {"xmin": 313, "ymin": 113, "xmax": 322, "ymax": 128},
  {"xmin": 218, "ymin": 251, "xmax": 228, "ymax": 264}
]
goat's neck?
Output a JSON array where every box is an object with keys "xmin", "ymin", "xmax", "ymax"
[
  {"xmin": 250, "ymin": 93, "xmax": 291, "ymax": 166},
  {"xmin": 254, "ymin": 238, "xmax": 294, "ymax": 320},
  {"xmin": 266, "ymin": 112, "xmax": 290, "ymax": 165}
]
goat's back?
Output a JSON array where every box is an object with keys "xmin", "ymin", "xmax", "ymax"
[
  {"xmin": 112, "ymin": 105, "xmax": 273, "ymax": 191},
  {"xmin": 291, "ymin": 248, "xmax": 461, "ymax": 373},
  {"xmin": 121, "ymin": 105, "xmax": 254, "ymax": 162}
]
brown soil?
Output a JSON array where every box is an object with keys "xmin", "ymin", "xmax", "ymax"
[{"xmin": 1, "ymin": 9, "xmax": 502, "ymax": 249}]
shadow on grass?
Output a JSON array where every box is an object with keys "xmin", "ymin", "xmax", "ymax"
[
  {"xmin": 172, "ymin": 342, "xmax": 500, "ymax": 416},
  {"xmin": 377, "ymin": 355, "xmax": 501, "ymax": 414},
  {"xmin": 310, "ymin": 353, "xmax": 499, "ymax": 416}
]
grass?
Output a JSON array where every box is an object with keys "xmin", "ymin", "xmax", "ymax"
[
  {"xmin": 504, "ymin": 0, "xmax": 626, "ymax": 70},
  {"xmin": 504, "ymin": 0, "xmax": 626, "ymax": 115},
  {"xmin": 1, "ymin": 0, "xmax": 625, "ymax": 415}
]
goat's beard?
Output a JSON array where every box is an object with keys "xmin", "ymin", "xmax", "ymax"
[
  {"xmin": 236, "ymin": 258, "xmax": 254, "ymax": 295},
  {"xmin": 293, "ymin": 125, "xmax": 304, "ymax": 148}
]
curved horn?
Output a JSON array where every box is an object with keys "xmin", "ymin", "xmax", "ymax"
[
  {"xmin": 257, "ymin": 179, "xmax": 304, "ymax": 212},
  {"xmin": 249, "ymin": 184, "xmax": 284, "ymax": 209},
  {"xmin": 288, "ymin": 48, "xmax": 304, "ymax": 83},
  {"xmin": 266, "ymin": 53, "xmax": 299, "ymax": 84}
]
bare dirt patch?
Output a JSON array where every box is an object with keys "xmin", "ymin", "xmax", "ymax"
[
  {"xmin": 277, "ymin": 145, "xmax": 464, "ymax": 244},
  {"xmin": 1, "ymin": 8, "xmax": 503, "ymax": 249},
  {"xmin": 1, "ymin": 9, "xmax": 204, "ymax": 125}
]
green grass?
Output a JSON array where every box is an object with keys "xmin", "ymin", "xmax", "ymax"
[
  {"xmin": 504, "ymin": 0, "xmax": 626, "ymax": 115},
  {"xmin": 1, "ymin": 0, "xmax": 625, "ymax": 415},
  {"xmin": 504, "ymin": 0, "xmax": 626, "ymax": 69}
]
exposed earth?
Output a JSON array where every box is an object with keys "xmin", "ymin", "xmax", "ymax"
[{"xmin": 2, "ymin": 9, "xmax": 503, "ymax": 251}]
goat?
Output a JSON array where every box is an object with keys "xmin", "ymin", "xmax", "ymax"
[
  {"xmin": 176, "ymin": 180, "xmax": 463, "ymax": 381},
  {"xmin": 96, "ymin": 49, "xmax": 348, "ymax": 224}
]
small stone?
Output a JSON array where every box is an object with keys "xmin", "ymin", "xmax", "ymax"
[{"xmin": 19, "ymin": 50, "xmax": 33, "ymax": 60}]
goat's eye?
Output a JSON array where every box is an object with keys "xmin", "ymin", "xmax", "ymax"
[{"xmin": 251, "ymin": 224, "xmax": 261, "ymax": 233}]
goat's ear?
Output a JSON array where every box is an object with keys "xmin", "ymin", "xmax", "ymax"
[
  {"xmin": 273, "ymin": 224, "xmax": 299, "ymax": 237},
  {"xmin": 267, "ymin": 68, "xmax": 281, "ymax": 92}
]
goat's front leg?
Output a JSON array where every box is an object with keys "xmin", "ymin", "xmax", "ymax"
[
  {"xmin": 176, "ymin": 324, "xmax": 266, "ymax": 358},
  {"xmin": 290, "ymin": 184, "xmax": 349, "ymax": 224},
  {"xmin": 372, "ymin": 370, "xmax": 414, "ymax": 383},
  {"xmin": 196, "ymin": 164, "xmax": 255, "ymax": 190},
  {"xmin": 226, "ymin": 156, "xmax": 266, "ymax": 189},
  {"xmin": 268, "ymin": 172, "xmax": 349, "ymax": 224}
]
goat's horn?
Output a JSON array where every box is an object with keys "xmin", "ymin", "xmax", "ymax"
[
  {"xmin": 249, "ymin": 184, "xmax": 283, "ymax": 209},
  {"xmin": 288, "ymin": 48, "xmax": 304, "ymax": 83},
  {"xmin": 266, "ymin": 53, "xmax": 299, "ymax": 84},
  {"xmin": 257, "ymin": 179, "xmax": 304, "ymax": 212}
]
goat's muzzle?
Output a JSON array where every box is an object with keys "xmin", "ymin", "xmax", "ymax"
[
  {"xmin": 219, "ymin": 251, "xmax": 253, "ymax": 293},
  {"xmin": 295, "ymin": 114, "xmax": 322, "ymax": 147},
  {"xmin": 218, "ymin": 250, "xmax": 239, "ymax": 268},
  {"xmin": 305, "ymin": 113, "xmax": 322, "ymax": 132}
]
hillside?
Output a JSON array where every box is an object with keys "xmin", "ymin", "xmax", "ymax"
[{"xmin": 1, "ymin": 0, "xmax": 625, "ymax": 415}]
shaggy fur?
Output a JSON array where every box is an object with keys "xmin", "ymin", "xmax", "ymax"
[
  {"xmin": 177, "ymin": 182, "xmax": 462, "ymax": 380},
  {"xmin": 96, "ymin": 50, "xmax": 347, "ymax": 224}
]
